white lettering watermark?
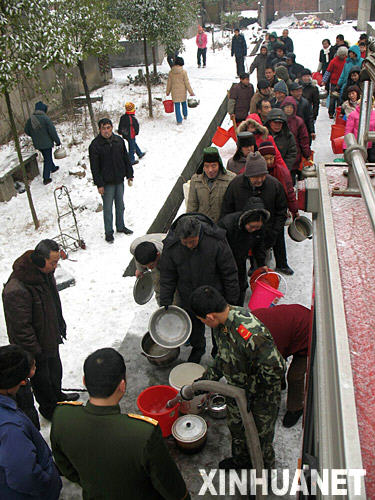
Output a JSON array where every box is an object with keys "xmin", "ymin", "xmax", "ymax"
[{"xmin": 198, "ymin": 469, "xmax": 366, "ymax": 496}]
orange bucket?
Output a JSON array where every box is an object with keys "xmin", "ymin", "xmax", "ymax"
[
  {"xmin": 137, "ymin": 385, "xmax": 179, "ymax": 437},
  {"xmin": 330, "ymin": 124, "xmax": 345, "ymax": 141},
  {"xmin": 163, "ymin": 99, "xmax": 174, "ymax": 113},
  {"xmin": 331, "ymin": 137, "xmax": 344, "ymax": 154},
  {"xmin": 212, "ymin": 127, "xmax": 229, "ymax": 147}
]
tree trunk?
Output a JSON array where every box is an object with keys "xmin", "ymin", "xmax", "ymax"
[
  {"xmin": 212, "ymin": 28, "xmax": 215, "ymax": 53},
  {"xmin": 143, "ymin": 37, "xmax": 153, "ymax": 118},
  {"xmin": 152, "ymin": 45, "xmax": 158, "ymax": 75},
  {"xmin": 77, "ymin": 59, "xmax": 98, "ymax": 136},
  {"xmin": 4, "ymin": 89, "xmax": 39, "ymax": 230}
]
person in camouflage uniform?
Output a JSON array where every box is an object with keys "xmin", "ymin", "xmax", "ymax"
[{"xmin": 190, "ymin": 285, "xmax": 286, "ymax": 470}]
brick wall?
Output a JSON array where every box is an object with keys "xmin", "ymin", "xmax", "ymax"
[
  {"xmin": 345, "ymin": 0, "xmax": 358, "ymax": 20},
  {"xmin": 273, "ymin": 0, "xmax": 318, "ymax": 15}
]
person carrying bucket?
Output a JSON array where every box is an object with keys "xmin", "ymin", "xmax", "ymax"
[
  {"xmin": 190, "ymin": 285, "xmax": 286, "ymax": 472},
  {"xmin": 51, "ymin": 348, "xmax": 189, "ymax": 499},
  {"xmin": 166, "ymin": 57, "xmax": 195, "ymax": 125}
]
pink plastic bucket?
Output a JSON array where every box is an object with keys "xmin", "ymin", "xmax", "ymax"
[{"xmin": 248, "ymin": 280, "xmax": 284, "ymax": 310}]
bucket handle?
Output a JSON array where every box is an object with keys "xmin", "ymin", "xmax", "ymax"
[{"xmin": 254, "ymin": 271, "xmax": 288, "ymax": 297}]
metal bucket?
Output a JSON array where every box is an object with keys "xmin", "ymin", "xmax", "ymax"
[
  {"xmin": 288, "ymin": 216, "xmax": 313, "ymax": 242},
  {"xmin": 141, "ymin": 332, "xmax": 179, "ymax": 367}
]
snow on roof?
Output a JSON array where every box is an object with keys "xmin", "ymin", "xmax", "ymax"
[{"xmin": 239, "ymin": 9, "xmax": 258, "ymax": 18}]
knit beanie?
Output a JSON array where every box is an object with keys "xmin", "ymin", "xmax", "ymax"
[
  {"xmin": 258, "ymin": 141, "xmax": 276, "ymax": 157},
  {"xmin": 35, "ymin": 101, "xmax": 48, "ymax": 112},
  {"xmin": 337, "ymin": 46, "xmax": 348, "ymax": 57},
  {"xmin": 245, "ymin": 151, "xmax": 268, "ymax": 177},
  {"xmin": 237, "ymin": 131, "xmax": 256, "ymax": 148},
  {"xmin": 274, "ymin": 80, "xmax": 288, "ymax": 94},
  {"xmin": 125, "ymin": 102, "xmax": 135, "ymax": 113},
  {"xmin": 0, "ymin": 345, "xmax": 30, "ymax": 389}
]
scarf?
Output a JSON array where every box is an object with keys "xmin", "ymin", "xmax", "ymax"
[{"xmin": 323, "ymin": 46, "xmax": 331, "ymax": 63}]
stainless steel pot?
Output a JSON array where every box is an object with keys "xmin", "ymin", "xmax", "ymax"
[
  {"xmin": 172, "ymin": 414, "xmax": 207, "ymax": 453},
  {"xmin": 207, "ymin": 394, "xmax": 227, "ymax": 419},
  {"xmin": 141, "ymin": 332, "xmax": 179, "ymax": 367},
  {"xmin": 288, "ymin": 216, "xmax": 313, "ymax": 242}
]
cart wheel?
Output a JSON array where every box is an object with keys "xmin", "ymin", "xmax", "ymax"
[
  {"xmin": 79, "ymin": 239, "xmax": 86, "ymax": 250},
  {"xmin": 60, "ymin": 249, "xmax": 68, "ymax": 260}
]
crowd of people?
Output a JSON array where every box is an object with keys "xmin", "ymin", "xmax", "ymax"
[{"xmin": 1, "ymin": 24, "xmax": 371, "ymax": 499}]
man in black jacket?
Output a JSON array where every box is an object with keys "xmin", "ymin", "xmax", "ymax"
[
  {"xmin": 218, "ymin": 198, "xmax": 270, "ymax": 305},
  {"xmin": 231, "ymin": 28, "xmax": 247, "ymax": 76},
  {"xmin": 159, "ymin": 214, "xmax": 239, "ymax": 362},
  {"xmin": 264, "ymin": 108, "xmax": 297, "ymax": 172},
  {"xmin": 280, "ymin": 29, "xmax": 294, "ymax": 53},
  {"xmin": 300, "ymin": 69, "xmax": 320, "ymax": 122},
  {"xmin": 289, "ymin": 82, "xmax": 316, "ymax": 142},
  {"xmin": 89, "ymin": 118, "xmax": 134, "ymax": 243},
  {"xmin": 221, "ymin": 152, "xmax": 291, "ymax": 274}
]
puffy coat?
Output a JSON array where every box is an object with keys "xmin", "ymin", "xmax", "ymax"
[
  {"xmin": 159, "ymin": 213, "xmax": 239, "ymax": 308},
  {"xmin": 220, "ymin": 174, "xmax": 287, "ymax": 248},
  {"xmin": 301, "ymin": 81, "xmax": 320, "ymax": 121},
  {"xmin": 0, "ymin": 395, "xmax": 61, "ymax": 500},
  {"xmin": 118, "ymin": 113, "xmax": 139, "ymax": 141},
  {"xmin": 250, "ymin": 52, "xmax": 268, "ymax": 82},
  {"xmin": 2, "ymin": 251, "xmax": 66, "ymax": 357},
  {"xmin": 89, "ymin": 133, "xmax": 133, "ymax": 187},
  {"xmin": 231, "ymin": 33, "xmax": 247, "ymax": 58},
  {"xmin": 338, "ymin": 46, "xmax": 363, "ymax": 91},
  {"xmin": 196, "ymin": 32, "xmax": 207, "ymax": 49},
  {"xmin": 344, "ymin": 105, "xmax": 375, "ymax": 149},
  {"xmin": 187, "ymin": 159, "xmax": 235, "ymax": 223},
  {"xmin": 166, "ymin": 65, "xmax": 194, "ymax": 102},
  {"xmin": 281, "ymin": 96, "xmax": 311, "ymax": 170},
  {"xmin": 264, "ymin": 108, "xmax": 297, "ymax": 171},
  {"xmin": 286, "ymin": 54, "xmax": 305, "ymax": 80},
  {"xmin": 237, "ymin": 113, "xmax": 288, "ymax": 171},
  {"xmin": 24, "ymin": 110, "xmax": 60, "ymax": 151},
  {"xmin": 228, "ymin": 82, "xmax": 254, "ymax": 122},
  {"xmin": 218, "ymin": 199, "xmax": 269, "ymax": 292}
]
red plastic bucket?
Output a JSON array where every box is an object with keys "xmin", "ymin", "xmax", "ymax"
[
  {"xmin": 250, "ymin": 269, "xmax": 280, "ymax": 292},
  {"xmin": 163, "ymin": 99, "xmax": 174, "ymax": 113},
  {"xmin": 335, "ymin": 115, "xmax": 346, "ymax": 126},
  {"xmin": 137, "ymin": 385, "xmax": 179, "ymax": 437},
  {"xmin": 312, "ymin": 72, "xmax": 323, "ymax": 85},
  {"xmin": 212, "ymin": 127, "xmax": 229, "ymax": 147},
  {"xmin": 330, "ymin": 124, "xmax": 345, "ymax": 141},
  {"xmin": 331, "ymin": 136, "xmax": 344, "ymax": 154},
  {"xmin": 248, "ymin": 280, "xmax": 284, "ymax": 310},
  {"xmin": 227, "ymin": 126, "xmax": 237, "ymax": 142}
]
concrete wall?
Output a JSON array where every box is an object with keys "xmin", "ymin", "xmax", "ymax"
[
  {"xmin": 0, "ymin": 56, "xmax": 112, "ymax": 143},
  {"xmin": 109, "ymin": 41, "xmax": 165, "ymax": 68}
]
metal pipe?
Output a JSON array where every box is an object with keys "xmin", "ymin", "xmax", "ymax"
[
  {"xmin": 345, "ymin": 133, "xmax": 375, "ymax": 234},
  {"xmin": 356, "ymin": 80, "xmax": 373, "ymax": 148},
  {"xmin": 368, "ymin": 131, "xmax": 375, "ymax": 143}
]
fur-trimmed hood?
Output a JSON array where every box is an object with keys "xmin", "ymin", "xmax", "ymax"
[
  {"xmin": 237, "ymin": 113, "xmax": 268, "ymax": 140},
  {"xmin": 10, "ymin": 251, "xmax": 46, "ymax": 286},
  {"xmin": 238, "ymin": 197, "xmax": 270, "ymax": 230}
]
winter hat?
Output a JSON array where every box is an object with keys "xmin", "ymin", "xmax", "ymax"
[
  {"xmin": 245, "ymin": 151, "xmax": 268, "ymax": 177},
  {"xmin": 337, "ymin": 46, "xmax": 348, "ymax": 57},
  {"xmin": 125, "ymin": 102, "xmax": 135, "ymax": 113},
  {"xmin": 258, "ymin": 141, "xmax": 276, "ymax": 157},
  {"xmin": 275, "ymin": 65, "xmax": 290, "ymax": 82},
  {"xmin": 0, "ymin": 345, "xmax": 30, "ymax": 389},
  {"xmin": 301, "ymin": 68, "xmax": 312, "ymax": 76},
  {"xmin": 289, "ymin": 81, "xmax": 303, "ymax": 91},
  {"xmin": 257, "ymin": 79, "xmax": 270, "ymax": 90},
  {"xmin": 274, "ymin": 80, "xmax": 288, "ymax": 94},
  {"xmin": 35, "ymin": 101, "xmax": 48, "ymax": 112},
  {"xmin": 239, "ymin": 198, "xmax": 270, "ymax": 226},
  {"xmin": 237, "ymin": 131, "xmax": 256, "ymax": 148},
  {"xmin": 265, "ymin": 108, "xmax": 287, "ymax": 124},
  {"xmin": 202, "ymin": 146, "xmax": 221, "ymax": 164}
]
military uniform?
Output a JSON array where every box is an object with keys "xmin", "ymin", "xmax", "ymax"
[
  {"xmin": 51, "ymin": 401, "xmax": 189, "ymax": 500},
  {"xmin": 202, "ymin": 306, "xmax": 286, "ymax": 469}
]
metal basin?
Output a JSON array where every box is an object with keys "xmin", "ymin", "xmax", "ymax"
[{"xmin": 141, "ymin": 332, "xmax": 179, "ymax": 367}]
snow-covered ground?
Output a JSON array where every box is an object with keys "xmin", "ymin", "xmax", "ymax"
[{"xmin": 0, "ymin": 19, "xmax": 362, "ymax": 498}]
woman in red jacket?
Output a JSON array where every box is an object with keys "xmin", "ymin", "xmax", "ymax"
[
  {"xmin": 258, "ymin": 141, "xmax": 299, "ymax": 218},
  {"xmin": 280, "ymin": 96, "xmax": 311, "ymax": 184}
]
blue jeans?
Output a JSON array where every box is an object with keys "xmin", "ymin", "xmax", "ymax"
[
  {"xmin": 174, "ymin": 101, "xmax": 188, "ymax": 123},
  {"xmin": 40, "ymin": 148, "xmax": 57, "ymax": 180},
  {"xmin": 127, "ymin": 138, "xmax": 143, "ymax": 164},
  {"xmin": 101, "ymin": 182, "xmax": 125, "ymax": 236}
]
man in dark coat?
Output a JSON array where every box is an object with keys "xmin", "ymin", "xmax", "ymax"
[
  {"xmin": 285, "ymin": 53, "xmax": 305, "ymax": 81},
  {"xmin": 2, "ymin": 240, "xmax": 79, "ymax": 420},
  {"xmin": 252, "ymin": 304, "xmax": 312, "ymax": 427},
  {"xmin": 221, "ymin": 152, "xmax": 290, "ymax": 274},
  {"xmin": 289, "ymin": 82, "xmax": 316, "ymax": 142},
  {"xmin": 0, "ymin": 345, "xmax": 62, "ymax": 499},
  {"xmin": 24, "ymin": 101, "xmax": 61, "ymax": 185},
  {"xmin": 218, "ymin": 197, "xmax": 270, "ymax": 305},
  {"xmin": 300, "ymin": 69, "xmax": 320, "ymax": 121},
  {"xmin": 249, "ymin": 44, "xmax": 268, "ymax": 82},
  {"xmin": 51, "ymin": 348, "xmax": 189, "ymax": 500},
  {"xmin": 265, "ymin": 108, "xmax": 297, "ymax": 172},
  {"xmin": 331, "ymin": 34, "xmax": 349, "ymax": 56},
  {"xmin": 264, "ymin": 66, "xmax": 279, "ymax": 88},
  {"xmin": 160, "ymin": 214, "xmax": 240, "ymax": 363},
  {"xmin": 231, "ymin": 28, "xmax": 247, "ymax": 76},
  {"xmin": 280, "ymin": 29, "xmax": 294, "ymax": 53},
  {"xmin": 268, "ymin": 44, "xmax": 286, "ymax": 68},
  {"xmin": 89, "ymin": 118, "xmax": 134, "ymax": 242},
  {"xmin": 228, "ymin": 73, "xmax": 254, "ymax": 124}
]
